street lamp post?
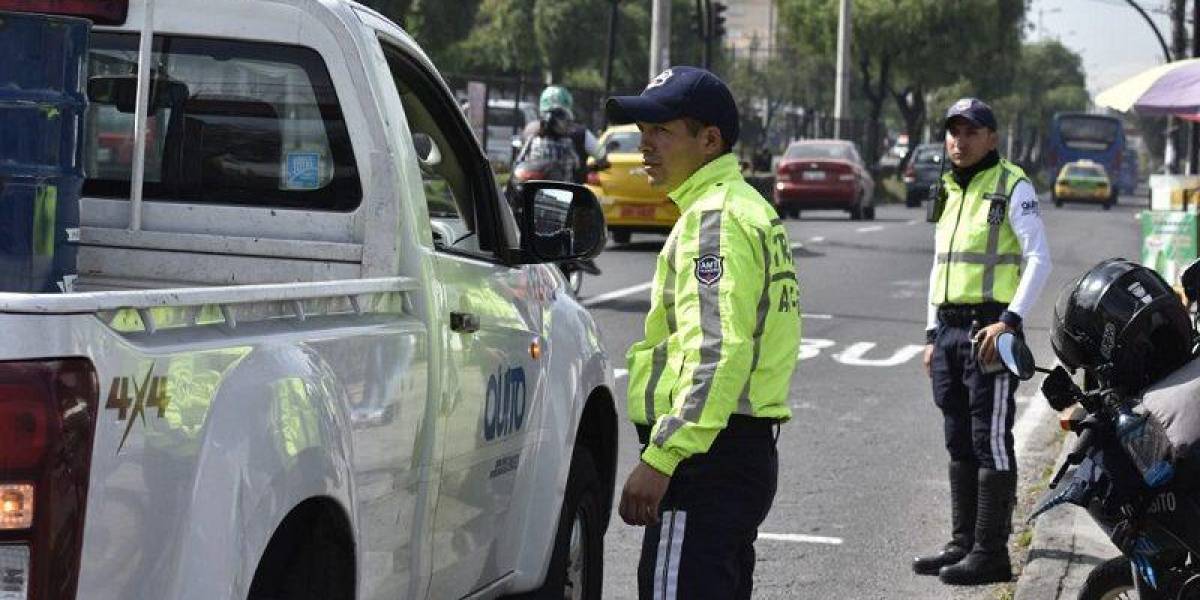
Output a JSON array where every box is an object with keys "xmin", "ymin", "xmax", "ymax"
[{"xmin": 603, "ymin": 0, "xmax": 620, "ymax": 101}]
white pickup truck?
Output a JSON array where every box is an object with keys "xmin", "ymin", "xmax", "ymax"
[{"xmin": 0, "ymin": 2, "xmax": 617, "ymax": 599}]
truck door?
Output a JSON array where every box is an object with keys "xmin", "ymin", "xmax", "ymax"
[{"xmin": 376, "ymin": 42, "xmax": 550, "ymax": 597}]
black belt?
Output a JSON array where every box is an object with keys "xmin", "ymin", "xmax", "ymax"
[
  {"xmin": 635, "ymin": 414, "xmax": 779, "ymax": 445},
  {"xmin": 937, "ymin": 302, "xmax": 1006, "ymax": 327}
]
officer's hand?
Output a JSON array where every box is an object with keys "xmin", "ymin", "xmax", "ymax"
[
  {"xmin": 923, "ymin": 344, "xmax": 934, "ymax": 378},
  {"xmin": 974, "ymin": 322, "xmax": 1013, "ymax": 366},
  {"xmin": 619, "ymin": 461, "xmax": 671, "ymax": 526}
]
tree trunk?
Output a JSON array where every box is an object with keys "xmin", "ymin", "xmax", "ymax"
[
  {"xmin": 890, "ymin": 85, "xmax": 926, "ymax": 177},
  {"xmin": 858, "ymin": 52, "xmax": 890, "ymax": 167}
]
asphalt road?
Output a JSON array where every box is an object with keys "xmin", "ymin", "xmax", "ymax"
[{"xmin": 584, "ymin": 191, "xmax": 1147, "ymax": 599}]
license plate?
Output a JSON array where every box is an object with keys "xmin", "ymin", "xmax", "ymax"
[
  {"xmin": 801, "ymin": 171, "xmax": 826, "ymax": 181},
  {"xmin": 620, "ymin": 206, "xmax": 656, "ymax": 219}
]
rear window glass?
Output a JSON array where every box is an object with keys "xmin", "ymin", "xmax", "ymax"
[
  {"xmin": 785, "ymin": 142, "xmax": 852, "ymax": 160},
  {"xmin": 83, "ymin": 33, "xmax": 361, "ymax": 211},
  {"xmin": 487, "ymin": 106, "xmax": 532, "ymax": 129},
  {"xmin": 1065, "ymin": 165, "xmax": 1105, "ymax": 178},
  {"xmin": 914, "ymin": 146, "xmax": 942, "ymax": 163},
  {"xmin": 603, "ymin": 131, "xmax": 641, "ymax": 154}
]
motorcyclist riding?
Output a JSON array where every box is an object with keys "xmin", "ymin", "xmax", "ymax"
[
  {"xmin": 518, "ymin": 85, "xmax": 600, "ymax": 185},
  {"xmin": 510, "ymin": 86, "xmax": 602, "ymax": 295}
]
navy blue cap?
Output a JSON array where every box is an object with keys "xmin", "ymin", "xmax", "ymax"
[
  {"xmin": 944, "ymin": 97, "xmax": 998, "ymax": 131},
  {"xmin": 606, "ymin": 66, "xmax": 739, "ymax": 148}
]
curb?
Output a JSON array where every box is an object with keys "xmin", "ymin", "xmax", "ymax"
[{"xmin": 1014, "ymin": 419, "xmax": 1119, "ymax": 600}]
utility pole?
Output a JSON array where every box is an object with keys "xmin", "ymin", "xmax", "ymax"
[
  {"xmin": 1173, "ymin": 0, "xmax": 1187, "ymax": 173},
  {"xmin": 833, "ymin": 0, "xmax": 851, "ymax": 139},
  {"xmin": 650, "ymin": 0, "xmax": 671, "ymax": 80},
  {"xmin": 603, "ymin": 0, "xmax": 620, "ymax": 101},
  {"xmin": 1191, "ymin": 0, "xmax": 1198, "ymax": 174}
]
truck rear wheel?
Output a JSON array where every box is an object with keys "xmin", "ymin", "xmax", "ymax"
[
  {"xmin": 508, "ymin": 448, "xmax": 604, "ymax": 600},
  {"xmin": 610, "ymin": 230, "xmax": 631, "ymax": 245},
  {"xmin": 248, "ymin": 501, "xmax": 354, "ymax": 600}
]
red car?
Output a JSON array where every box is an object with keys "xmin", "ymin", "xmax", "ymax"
[{"xmin": 774, "ymin": 139, "xmax": 875, "ymax": 220}]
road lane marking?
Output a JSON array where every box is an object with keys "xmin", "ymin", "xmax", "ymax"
[
  {"xmin": 615, "ymin": 368, "xmax": 628, "ymax": 379},
  {"xmin": 906, "ymin": 219, "xmax": 920, "ymax": 225},
  {"xmin": 809, "ymin": 236, "xmax": 825, "ymax": 243},
  {"xmin": 581, "ymin": 282, "xmax": 653, "ymax": 307},
  {"xmin": 759, "ymin": 532, "xmax": 844, "ymax": 545},
  {"xmin": 855, "ymin": 225, "xmax": 884, "ymax": 233},
  {"xmin": 791, "ymin": 241, "xmax": 806, "ymax": 249},
  {"xmin": 833, "ymin": 342, "xmax": 925, "ymax": 367},
  {"xmin": 803, "ymin": 313, "xmax": 833, "ymax": 319}
]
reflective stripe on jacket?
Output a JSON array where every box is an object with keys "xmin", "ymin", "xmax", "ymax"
[
  {"xmin": 627, "ymin": 153, "xmax": 800, "ymax": 476},
  {"xmin": 933, "ymin": 159, "xmax": 1027, "ymax": 305}
]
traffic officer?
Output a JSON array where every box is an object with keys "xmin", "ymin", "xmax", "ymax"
[
  {"xmin": 913, "ymin": 98, "xmax": 1052, "ymax": 585},
  {"xmin": 608, "ymin": 66, "xmax": 801, "ymax": 599}
]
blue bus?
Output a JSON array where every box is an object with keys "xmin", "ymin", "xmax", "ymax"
[
  {"xmin": 1118, "ymin": 147, "xmax": 1139, "ymax": 194},
  {"xmin": 1044, "ymin": 112, "xmax": 1126, "ymax": 198}
]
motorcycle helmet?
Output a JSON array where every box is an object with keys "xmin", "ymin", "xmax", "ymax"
[
  {"xmin": 539, "ymin": 86, "xmax": 574, "ymax": 121},
  {"xmin": 1051, "ymin": 258, "xmax": 1193, "ymax": 392}
]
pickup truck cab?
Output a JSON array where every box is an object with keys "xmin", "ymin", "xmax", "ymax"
[{"xmin": 0, "ymin": 2, "xmax": 616, "ymax": 599}]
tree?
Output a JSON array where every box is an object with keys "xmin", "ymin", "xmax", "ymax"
[{"xmin": 777, "ymin": 0, "xmax": 1026, "ymax": 166}]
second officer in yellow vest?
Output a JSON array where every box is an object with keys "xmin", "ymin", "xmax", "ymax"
[
  {"xmin": 608, "ymin": 66, "xmax": 800, "ymax": 600},
  {"xmin": 914, "ymin": 98, "xmax": 1052, "ymax": 585}
]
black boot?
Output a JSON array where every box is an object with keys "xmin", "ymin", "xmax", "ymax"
[
  {"xmin": 913, "ymin": 462, "xmax": 977, "ymax": 575},
  {"xmin": 939, "ymin": 469, "xmax": 1016, "ymax": 585}
]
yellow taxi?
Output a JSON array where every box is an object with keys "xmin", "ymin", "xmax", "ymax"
[
  {"xmin": 1053, "ymin": 159, "xmax": 1115, "ymax": 210},
  {"xmin": 585, "ymin": 124, "xmax": 678, "ymax": 244}
]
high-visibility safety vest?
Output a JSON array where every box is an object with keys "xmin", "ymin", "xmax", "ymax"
[
  {"xmin": 626, "ymin": 154, "xmax": 800, "ymax": 476},
  {"xmin": 933, "ymin": 159, "xmax": 1028, "ymax": 306}
]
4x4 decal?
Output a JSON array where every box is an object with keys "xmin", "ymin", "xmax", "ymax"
[{"xmin": 106, "ymin": 362, "xmax": 170, "ymax": 453}]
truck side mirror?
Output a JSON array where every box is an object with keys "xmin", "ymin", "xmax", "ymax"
[{"xmin": 517, "ymin": 181, "xmax": 606, "ymax": 262}]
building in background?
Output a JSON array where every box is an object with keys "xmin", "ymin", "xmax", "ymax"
[{"xmin": 725, "ymin": 0, "xmax": 777, "ymax": 64}]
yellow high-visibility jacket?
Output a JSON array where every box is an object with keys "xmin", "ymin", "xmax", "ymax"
[{"xmin": 627, "ymin": 153, "xmax": 800, "ymax": 476}]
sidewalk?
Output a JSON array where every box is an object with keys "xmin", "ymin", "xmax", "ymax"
[{"xmin": 1013, "ymin": 425, "xmax": 1119, "ymax": 600}]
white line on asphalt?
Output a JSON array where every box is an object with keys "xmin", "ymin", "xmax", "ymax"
[
  {"xmin": 856, "ymin": 225, "xmax": 884, "ymax": 233},
  {"xmin": 759, "ymin": 532, "xmax": 844, "ymax": 545},
  {"xmin": 803, "ymin": 313, "xmax": 833, "ymax": 319},
  {"xmin": 906, "ymin": 219, "xmax": 920, "ymax": 225},
  {"xmin": 791, "ymin": 241, "xmax": 805, "ymax": 249},
  {"xmin": 581, "ymin": 282, "xmax": 653, "ymax": 307},
  {"xmin": 615, "ymin": 368, "xmax": 628, "ymax": 379},
  {"xmin": 809, "ymin": 236, "xmax": 825, "ymax": 243}
]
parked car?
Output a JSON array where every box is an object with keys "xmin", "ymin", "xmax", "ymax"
[
  {"xmin": 902, "ymin": 142, "xmax": 944, "ymax": 207},
  {"xmin": 585, "ymin": 123, "xmax": 678, "ymax": 244},
  {"xmin": 462, "ymin": 98, "xmax": 537, "ymax": 168},
  {"xmin": 774, "ymin": 139, "xmax": 875, "ymax": 220},
  {"xmin": 1053, "ymin": 159, "xmax": 1115, "ymax": 209}
]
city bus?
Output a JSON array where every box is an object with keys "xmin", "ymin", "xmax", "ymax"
[{"xmin": 1044, "ymin": 112, "xmax": 1126, "ymax": 199}]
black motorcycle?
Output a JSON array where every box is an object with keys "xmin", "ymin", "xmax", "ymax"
[
  {"xmin": 506, "ymin": 141, "xmax": 601, "ymax": 297},
  {"xmin": 998, "ymin": 262, "xmax": 1200, "ymax": 599}
]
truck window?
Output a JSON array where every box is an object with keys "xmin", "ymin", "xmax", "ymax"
[
  {"xmin": 379, "ymin": 42, "xmax": 508, "ymax": 259},
  {"xmin": 83, "ymin": 33, "xmax": 362, "ymax": 211}
]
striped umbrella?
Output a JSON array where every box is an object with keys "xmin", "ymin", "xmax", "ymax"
[{"xmin": 1095, "ymin": 58, "xmax": 1200, "ymax": 115}]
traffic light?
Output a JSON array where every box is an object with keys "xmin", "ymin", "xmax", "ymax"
[{"xmin": 710, "ymin": 1, "xmax": 727, "ymax": 38}]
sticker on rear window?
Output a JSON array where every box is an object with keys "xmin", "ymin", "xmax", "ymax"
[{"xmin": 285, "ymin": 152, "xmax": 322, "ymax": 190}]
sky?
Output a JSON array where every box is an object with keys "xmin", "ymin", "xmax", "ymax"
[{"xmin": 1029, "ymin": 0, "xmax": 1175, "ymax": 97}]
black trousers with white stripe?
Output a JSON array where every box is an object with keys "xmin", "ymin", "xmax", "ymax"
[
  {"xmin": 930, "ymin": 322, "xmax": 1018, "ymax": 471},
  {"xmin": 637, "ymin": 417, "xmax": 779, "ymax": 600}
]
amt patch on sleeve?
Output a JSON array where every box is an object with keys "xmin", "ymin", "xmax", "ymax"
[{"xmin": 694, "ymin": 254, "xmax": 724, "ymax": 286}]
